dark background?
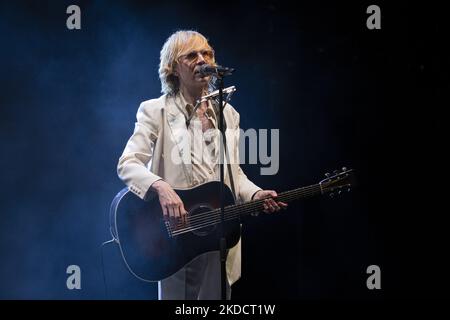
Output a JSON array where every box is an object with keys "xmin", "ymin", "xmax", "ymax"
[{"xmin": 0, "ymin": 0, "xmax": 447, "ymax": 299}]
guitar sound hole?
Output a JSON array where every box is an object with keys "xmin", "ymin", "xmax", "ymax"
[{"xmin": 189, "ymin": 204, "xmax": 217, "ymax": 236}]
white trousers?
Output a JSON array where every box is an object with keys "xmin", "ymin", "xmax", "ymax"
[{"xmin": 158, "ymin": 251, "xmax": 231, "ymax": 300}]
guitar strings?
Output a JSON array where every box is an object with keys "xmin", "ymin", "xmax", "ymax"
[
  {"xmin": 169, "ymin": 188, "xmax": 319, "ymax": 236},
  {"xmin": 183, "ymin": 184, "xmax": 320, "ymax": 226},
  {"xmin": 170, "ymin": 185, "xmax": 321, "ymax": 233},
  {"xmin": 170, "ymin": 184, "xmax": 319, "ymax": 229},
  {"xmin": 198, "ymin": 185, "xmax": 319, "ymax": 222},
  {"xmin": 165, "ymin": 175, "xmax": 350, "ymax": 235},
  {"xmin": 168, "ymin": 191, "xmax": 316, "ymax": 237},
  {"xmin": 168, "ymin": 186, "xmax": 322, "ymax": 236}
]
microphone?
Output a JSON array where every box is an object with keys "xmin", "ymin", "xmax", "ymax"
[{"xmin": 198, "ymin": 64, "xmax": 235, "ymax": 76}]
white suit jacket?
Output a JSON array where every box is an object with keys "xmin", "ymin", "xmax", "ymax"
[{"xmin": 117, "ymin": 94, "xmax": 261, "ymax": 285}]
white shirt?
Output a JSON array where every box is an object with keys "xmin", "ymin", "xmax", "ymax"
[{"xmin": 175, "ymin": 92, "xmax": 219, "ymax": 186}]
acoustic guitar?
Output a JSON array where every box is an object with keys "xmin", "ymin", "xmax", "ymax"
[{"xmin": 110, "ymin": 168, "xmax": 355, "ymax": 282}]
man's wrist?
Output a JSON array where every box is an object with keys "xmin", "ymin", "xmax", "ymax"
[
  {"xmin": 251, "ymin": 190, "xmax": 263, "ymax": 200},
  {"xmin": 150, "ymin": 179, "xmax": 165, "ymax": 193}
]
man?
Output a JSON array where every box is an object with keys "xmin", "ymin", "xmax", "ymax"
[{"xmin": 117, "ymin": 30, "xmax": 287, "ymax": 300}]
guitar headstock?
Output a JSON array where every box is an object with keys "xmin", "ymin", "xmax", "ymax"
[{"xmin": 319, "ymin": 167, "xmax": 355, "ymax": 198}]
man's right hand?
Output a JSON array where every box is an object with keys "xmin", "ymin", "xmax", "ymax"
[{"xmin": 150, "ymin": 180, "xmax": 187, "ymax": 225}]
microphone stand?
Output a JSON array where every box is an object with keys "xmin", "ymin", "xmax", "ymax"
[
  {"xmin": 216, "ymin": 72, "xmax": 230, "ymax": 301},
  {"xmin": 198, "ymin": 66, "xmax": 234, "ymax": 300}
]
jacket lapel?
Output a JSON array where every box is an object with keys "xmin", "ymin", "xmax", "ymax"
[{"xmin": 166, "ymin": 95, "xmax": 193, "ymax": 185}]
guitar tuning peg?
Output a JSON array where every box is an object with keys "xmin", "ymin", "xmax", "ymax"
[
  {"xmin": 338, "ymin": 190, "xmax": 342, "ymax": 195},
  {"xmin": 325, "ymin": 172, "xmax": 330, "ymax": 177},
  {"xmin": 347, "ymin": 188, "xmax": 351, "ymax": 192},
  {"xmin": 329, "ymin": 193, "xmax": 334, "ymax": 198},
  {"xmin": 342, "ymin": 166, "xmax": 347, "ymax": 171}
]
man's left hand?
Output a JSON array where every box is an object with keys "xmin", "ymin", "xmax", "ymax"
[{"xmin": 253, "ymin": 190, "xmax": 288, "ymax": 213}]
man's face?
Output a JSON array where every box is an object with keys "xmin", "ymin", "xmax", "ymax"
[{"xmin": 175, "ymin": 43, "xmax": 215, "ymax": 93}]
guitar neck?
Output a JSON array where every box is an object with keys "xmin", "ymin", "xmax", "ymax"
[
  {"xmin": 168, "ymin": 169, "xmax": 353, "ymax": 236},
  {"xmin": 224, "ymin": 184, "xmax": 322, "ymax": 219}
]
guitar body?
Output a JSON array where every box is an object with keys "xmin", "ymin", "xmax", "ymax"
[{"xmin": 112, "ymin": 181, "xmax": 239, "ymax": 282}]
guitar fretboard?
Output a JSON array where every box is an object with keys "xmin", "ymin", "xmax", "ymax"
[{"xmin": 166, "ymin": 184, "xmax": 322, "ymax": 237}]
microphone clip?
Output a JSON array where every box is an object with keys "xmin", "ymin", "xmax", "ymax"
[{"xmin": 186, "ymin": 86, "xmax": 236, "ymax": 127}]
